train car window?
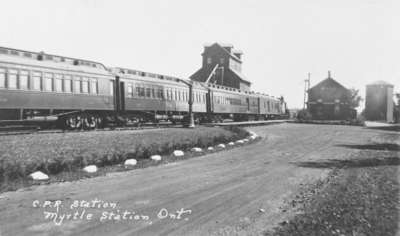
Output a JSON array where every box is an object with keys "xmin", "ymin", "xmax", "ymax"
[
  {"xmin": 127, "ymin": 84, "xmax": 133, "ymax": 98},
  {"xmin": 145, "ymin": 87, "xmax": 151, "ymax": 98},
  {"xmin": 64, "ymin": 76, "xmax": 72, "ymax": 93},
  {"xmin": 82, "ymin": 78, "xmax": 89, "ymax": 93},
  {"xmin": 135, "ymin": 86, "xmax": 140, "ymax": 97},
  {"xmin": 44, "ymin": 73, "xmax": 53, "ymax": 92},
  {"xmin": 157, "ymin": 89, "xmax": 163, "ymax": 99},
  {"xmin": 8, "ymin": 69, "xmax": 18, "ymax": 89},
  {"xmin": 139, "ymin": 87, "xmax": 145, "ymax": 97},
  {"xmin": 19, "ymin": 70, "xmax": 29, "ymax": 90},
  {"xmin": 74, "ymin": 78, "xmax": 81, "ymax": 93},
  {"xmin": 109, "ymin": 80, "xmax": 114, "ymax": 96},
  {"xmin": 32, "ymin": 72, "xmax": 42, "ymax": 91},
  {"xmin": 54, "ymin": 74, "xmax": 63, "ymax": 92},
  {"xmin": 90, "ymin": 79, "xmax": 98, "ymax": 95},
  {"xmin": 0, "ymin": 68, "xmax": 5, "ymax": 88}
]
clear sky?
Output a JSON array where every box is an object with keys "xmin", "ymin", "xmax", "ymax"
[{"xmin": 1, "ymin": 0, "xmax": 399, "ymax": 109}]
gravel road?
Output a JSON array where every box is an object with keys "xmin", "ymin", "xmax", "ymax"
[{"xmin": 0, "ymin": 123, "xmax": 393, "ymax": 236}]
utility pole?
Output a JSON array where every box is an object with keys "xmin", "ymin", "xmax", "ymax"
[
  {"xmin": 303, "ymin": 73, "xmax": 311, "ymax": 109},
  {"xmin": 175, "ymin": 78, "xmax": 195, "ymax": 128}
]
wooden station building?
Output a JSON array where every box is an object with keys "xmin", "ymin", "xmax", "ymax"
[
  {"xmin": 190, "ymin": 43, "xmax": 251, "ymax": 92},
  {"xmin": 307, "ymin": 72, "xmax": 355, "ymax": 120}
]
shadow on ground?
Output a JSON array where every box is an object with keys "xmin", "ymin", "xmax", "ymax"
[
  {"xmin": 292, "ymin": 156, "xmax": 400, "ymax": 169},
  {"xmin": 365, "ymin": 126, "xmax": 400, "ymax": 132},
  {"xmin": 336, "ymin": 143, "xmax": 400, "ymax": 151}
]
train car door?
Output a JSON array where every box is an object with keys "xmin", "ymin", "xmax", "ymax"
[
  {"xmin": 246, "ymin": 97, "xmax": 250, "ymax": 111},
  {"xmin": 206, "ymin": 89, "xmax": 213, "ymax": 113},
  {"xmin": 119, "ymin": 81, "xmax": 125, "ymax": 112},
  {"xmin": 115, "ymin": 76, "xmax": 125, "ymax": 113},
  {"xmin": 257, "ymin": 97, "xmax": 261, "ymax": 115}
]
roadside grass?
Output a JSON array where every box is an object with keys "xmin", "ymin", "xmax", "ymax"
[
  {"xmin": 265, "ymin": 145, "xmax": 399, "ymax": 236},
  {"xmin": 0, "ymin": 126, "xmax": 251, "ymax": 192},
  {"xmin": 293, "ymin": 119, "xmax": 364, "ymax": 126}
]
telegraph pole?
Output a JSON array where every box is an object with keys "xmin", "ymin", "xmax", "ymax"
[
  {"xmin": 175, "ymin": 78, "xmax": 195, "ymax": 128},
  {"xmin": 303, "ymin": 73, "xmax": 310, "ymax": 109}
]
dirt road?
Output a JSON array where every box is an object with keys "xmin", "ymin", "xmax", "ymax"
[{"xmin": 0, "ymin": 123, "xmax": 394, "ymax": 236}]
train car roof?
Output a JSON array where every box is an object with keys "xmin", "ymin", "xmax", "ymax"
[
  {"xmin": 204, "ymin": 83, "xmax": 280, "ymax": 100},
  {"xmin": 0, "ymin": 46, "xmax": 110, "ymax": 75},
  {"xmin": 112, "ymin": 67, "xmax": 280, "ymax": 100},
  {"xmin": 112, "ymin": 67, "xmax": 201, "ymax": 88}
]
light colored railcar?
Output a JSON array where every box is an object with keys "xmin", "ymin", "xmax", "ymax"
[
  {"xmin": 258, "ymin": 94, "xmax": 284, "ymax": 119},
  {"xmin": 203, "ymin": 83, "xmax": 284, "ymax": 121},
  {"xmin": 0, "ymin": 47, "xmax": 115, "ymax": 128}
]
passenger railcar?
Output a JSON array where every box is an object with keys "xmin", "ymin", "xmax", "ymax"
[
  {"xmin": 0, "ymin": 46, "xmax": 288, "ymax": 129},
  {"xmin": 112, "ymin": 67, "xmax": 208, "ymax": 123},
  {"xmin": 0, "ymin": 47, "xmax": 115, "ymax": 129}
]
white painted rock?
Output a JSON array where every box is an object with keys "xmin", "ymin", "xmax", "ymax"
[
  {"xmin": 249, "ymin": 131, "xmax": 257, "ymax": 136},
  {"xmin": 236, "ymin": 140, "xmax": 244, "ymax": 144},
  {"xmin": 83, "ymin": 165, "xmax": 97, "ymax": 173},
  {"xmin": 217, "ymin": 144, "xmax": 226, "ymax": 148},
  {"xmin": 243, "ymin": 138, "xmax": 249, "ymax": 142},
  {"xmin": 124, "ymin": 159, "xmax": 137, "ymax": 166},
  {"xmin": 207, "ymin": 147, "xmax": 214, "ymax": 151},
  {"xmin": 191, "ymin": 147, "xmax": 202, "ymax": 152},
  {"xmin": 29, "ymin": 171, "xmax": 49, "ymax": 181},
  {"xmin": 173, "ymin": 150, "xmax": 184, "ymax": 157},
  {"xmin": 228, "ymin": 142, "xmax": 235, "ymax": 146},
  {"xmin": 151, "ymin": 155, "xmax": 162, "ymax": 161}
]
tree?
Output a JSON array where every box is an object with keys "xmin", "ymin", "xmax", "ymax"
[{"xmin": 349, "ymin": 88, "xmax": 362, "ymax": 108}]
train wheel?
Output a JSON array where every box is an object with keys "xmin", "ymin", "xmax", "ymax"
[
  {"xmin": 64, "ymin": 116, "xmax": 77, "ymax": 130},
  {"xmin": 75, "ymin": 115, "xmax": 83, "ymax": 130},
  {"xmin": 83, "ymin": 115, "xmax": 97, "ymax": 130},
  {"xmin": 96, "ymin": 116, "xmax": 103, "ymax": 128}
]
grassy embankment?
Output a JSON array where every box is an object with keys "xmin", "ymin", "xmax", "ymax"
[
  {"xmin": 0, "ymin": 126, "xmax": 250, "ymax": 192},
  {"xmin": 265, "ymin": 132, "xmax": 400, "ymax": 236}
]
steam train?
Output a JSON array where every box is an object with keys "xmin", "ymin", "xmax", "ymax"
[{"xmin": 0, "ymin": 46, "xmax": 287, "ymax": 129}]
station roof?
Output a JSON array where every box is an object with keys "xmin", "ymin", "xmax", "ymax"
[{"xmin": 367, "ymin": 80, "xmax": 394, "ymax": 87}]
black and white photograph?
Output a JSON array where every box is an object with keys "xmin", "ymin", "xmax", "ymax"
[{"xmin": 0, "ymin": 0, "xmax": 399, "ymax": 235}]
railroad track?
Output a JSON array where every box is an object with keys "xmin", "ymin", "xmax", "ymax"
[
  {"xmin": 0, "ymin": 123, "xmax": 183, "ymax": 136},
  {"xmin": 0, "ymin": 120, "xmax": 290, "ymax": 136}
]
